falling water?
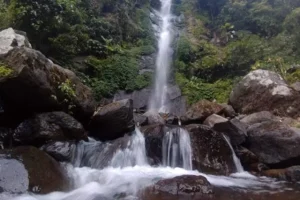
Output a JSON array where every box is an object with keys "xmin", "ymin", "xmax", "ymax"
[
  {"xmin": 71, "ymin": 127, "xmax": 148, "ymax": 169},
  {"xmin": 223, "ymin": 135, "xmax": 244, "ymax": 173},
  {"xmin": 162, "ymin": 128, "xmax": 193, "ymax": 170},
  {"xmin": 149, "ymin": 0, "xmax": 173, "ymax": 111}
]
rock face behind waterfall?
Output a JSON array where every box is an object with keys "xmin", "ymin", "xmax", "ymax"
[
  {"xmin": 229, "ymin": 69, "xmax": 300, "ymax": 118},
  {"xmin": 0, "ymin": 45, "xmax": 96, "ymax": 126},
  {"xmin": 13, "ymin": 112, "xmax": 86, "ymax": 146},
  {"xmin": 89, "ymin": 99, "xmax": 135, "ymax": 140},
  {"xmin": 0, "ymin": 146, "xmax": 69, "ymax": 194},
  {"xmin": 186, "ymin": 124, "xmax": 236, "ymax": 175}
]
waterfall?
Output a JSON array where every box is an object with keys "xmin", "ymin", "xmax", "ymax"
[
  {"xmin": 162, "ymin": 128, "xmax": 193, "ymax": 170},
  {"xmin": 149, "ymin": 0, "xmax": 173, "ymax": 111},
  {"xmin": 223, "ymin": 135, "xmax": 244, "ymax": 173},
  {"xmin": 71, "ymin": 127, "xmax": 148, "ymax": 169}
]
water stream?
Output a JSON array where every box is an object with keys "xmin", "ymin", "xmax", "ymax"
[
  {"xmin": 223, "ymin": 135, "xmax": 244, "ymax": 173},
  {"xmin": 162, "ymin": 128, "xmax": 192, "ymax": 170},
  {"xmin": 149, "ymin": 0, "xmax": 173, "ymax": 111}
]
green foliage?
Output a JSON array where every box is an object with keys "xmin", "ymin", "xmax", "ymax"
[
  {"xmin": 85, "ymin": 55, "xmax": 151, "ymax": 100},
  {"xmin": 58, "ymin": 79, "xmax": 76, "ymax": 99},
  {"xmin": 176, "ymin": 73, "xmax": 233, "ymax": 104},
  {"xmin": 0, "ymin": 63, "xmax": 13, "ymax": 77},
  {"xmin": 286, "ymin": 69, "xmax": 300, "ymax": 84}
]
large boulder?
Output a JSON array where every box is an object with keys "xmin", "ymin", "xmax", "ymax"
[
  {"xmin": 0, "ymin": 28, "xmax": 31, "ymax": 56},
  {"xmin": 186, "ymin": 124, "xmax": 236, "ymax": 175},
  {"xmin": 181, "ymin": 100, "xmax": 223, "ymax": 124},
  {"xmin": 247, "ymin": 121, "xmax": 300, "ymax": 167},
  {"xmin": 240, "ymin": 111, "xmax": 279, "ymax": 126},
  {"xmin": 89, "ymin": 99, "xmax": 135, "ymax": 140},
  {"xmin": 140, "ymin": 175, "xmax": 213, "ymax": 200},
  {"xmin": 14, "ymin": 112, "xmax": 86, "ymax": 146},
  {"xmin": 204, "ymin": 115, "xmax": 247, "ymax": 146},
  {"xmin": 229, "ymin": 70, "xmax": 300, "ymax": 118},
  {"xmin": 0, "ymin": 47, "xmax": 96, "ymax": 126},
  {"xmin": 0, "ymin": 146, "xmax": 69, "ymax": 194}
]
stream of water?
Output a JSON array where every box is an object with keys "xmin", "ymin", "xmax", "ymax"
[
  {"xmin": 3, "ymin": 127, "xmax": 293, "ymax": 200},
  {"xmin": 149, "ymin": 0, "xmax": 173, "ymax": 111}
]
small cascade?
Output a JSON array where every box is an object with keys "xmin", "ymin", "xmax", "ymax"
[
  {"xmin": 71, "ymin": 127, "xmax": 148, "ymax": 169},
  {"xmin": 223, "ymin": 135, "xmax": 244, "ymax": 173},
  {"xmin": 162, "ymin": 128, "xmax": 192, "ymax": 170},
  {"xmin": 110, "ymin": 128, "xmax": 148, "ymax": 167}
]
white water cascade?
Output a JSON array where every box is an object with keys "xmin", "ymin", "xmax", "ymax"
[
  {"xmin": 223, "ymin": 135, "xmax": 244, "ymax": 173},
  {"xmin": 149, "ymin": 0, "xmax": 173, "ymax": 111},
  {"xmin": 162, "ymin": 128, "xmax": 192, "ymax": 170},
  {"xmin": 3, "ymin": 128, "xmax": 290, "ymax": 200}
]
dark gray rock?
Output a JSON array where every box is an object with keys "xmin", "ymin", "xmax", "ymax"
[
  {"xmin": 0, "ymin": 47, "xmax": 96, "ymax": 126},
  {"xmin": 0, "ymin": 146, "xmax": 69, "ymax": 194},
  {"xmin": 114, "ymin": 88, "xmax": 152, "ymax": 111},
  {"xmin": 204, "ymin": 115, "xmax": 247, "ymax": 146},
  {"xmin": 0, "ymin": 127, "xmax": 12, "ymax": 148},
  {"xmin": 89, "ymin": 99, "xmax": 135, "ymax": 140},
  {"xmin": 14, "ymin": 112, "xmax": 86, "ymax": 146},
  {"xmin": 186, "ymin": 124, "xmax": 236, "ymax": 175},
  {"xmin": 247, "ymin": 121, "xmax": 300, "ymax": 167},
  {"xmin": 240, "ymin": 111, "xmax": 279, "ymax": 125}
]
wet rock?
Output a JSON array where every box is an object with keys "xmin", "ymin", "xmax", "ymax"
[
  {"xmin": 214, "ymin": 118, "xmax": 248, "ymax": 146},
  {"xmin": 235, "ymin": 147, "xmax": 259, "ymax": 171},
  {"xmin": 0, "ymin": 28, "xmax": 31, "ymax": 56},
  {"xmin": 141, "ymin": 175, "xmax": 213, "ymax": 200},
  {"xmin": 143, "ymin": 110, "xmax": 165, "ymax": 125},
  {"xmin": 41, "ymin": 141, "xmax": 75, "ymax": 162},
  {"xmin": 14, "ymin": 112, "xmax": 86, "ymax": 146},
  {"xmin": 141, "ymin": 124, "xmax": 170, "ymax": 165},
  {"xmin": 204, "ymin": 115, "xmax": 247, "ymax": 146},
  {"xmin": 229, "ymin": 70, "xmax": 300, "ymax": 118},
  {"xmin": 0, "ymin": 146, "xmax": 69, "ymax": 194},
  {"xmin": 89, "ymin": 99, "xmax": 135, "ymax": 140},
  {"xmin": 220, "ymin": 104, "xmax": 237, "ymax": 118},
  {"xmin": 186, "ymin": 124, "xmax": 236, "ymax": 175},
  {"xmin": 240, "ymin": 111, "xmax": 279, "ymax": 125},
  {"xmin": 247, "ymin": 121, "xmax": 300, "ymax": 167},
  {"xmin": 181, "ymin": 100, "xmax": 223, "ymax": 124},
  {"xmin": 0, "ymin": 47, "xmax": 96, "ymax": 126},
  {"xmin": 262, "ymin": 166, "xmax": 300, "ymax": 182},
  {"xmin": 134, "ymin": 113, "xmax": 148, "ymax": 126}
]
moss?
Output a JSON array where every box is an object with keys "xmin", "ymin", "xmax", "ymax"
[
  {"xmin": 286, "ymin": 69, "xmax": 300, "ymax": 84},
  {"xmin": 0, "ymin": 63, "xmax": 13, "ymax": 77}
]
